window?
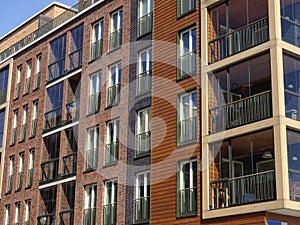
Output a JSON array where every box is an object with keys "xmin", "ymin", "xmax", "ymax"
[
  {"xmin": 178, "ymin": 27, "xmax": 196, "ymax": 78},
  {"xmin": 31, "ymin": 101, "xmax": 38, "ymax": 137},
  {"xmin": 0, "ymin": 67, "xmax": 8, "ymax": 104},
  {"xmin": 91, "ymin": 21, "xmax": 104, "ymax": 60},
  {"xmin": 15, "ymin": 65, "xmax": 22, "ymax": 98},
  {"xmin": 86, "ymin": 127, "xmax": 99, "ymax": 170},
  {"xmin": 136, "ymin": 108, "xmax": 151, "ymax": 156},
  {"xmin": 25, "ymin": 60, "xmax": 32, "ymax": 94},
  {"xmin": 70, "ymin": 24, "xmax": 84, "ymax": 70},
  {"xmin": 106, "ymin": 120, "xmax": 119, "ymax": 165},
  {"xmin": 17, "ymin": 153, "xmax": 24, "ymax": 190},
  {"xmin": 110, "ymin": 10, "xmax": 123, "ymax": 50},
  {"xmin": 177, "ymin": 159, "xmax": 197, "ymax": 217},
  {"xmin": 88, "ymin": 72, "xmax": 101, "ymax": 114},
  {"xmin": 25, "ymin": 200, "xmax": 31, "ymax": 225},
  {"xmin": 48, "ymin": 35, "xmax": 66, "ymax": 80},
  {"xmin": 7, "ymin": 156, "xmax": 14, "ymax": 193},
  {"xmin": 0, "ymin": 110, "xmax": 5, "ymax": 147},
  {"xmin": 14, "ymin": 202, "xmax": 20, "ymax": 225},
  {"xmin": 104, "ymin": 180, "xmax": 117, "ymax": 225},
  {"xmin": 21, "ymin": 105, "xmax": 28, "ymax": 141},
  {"xmin": 139, "ymin": 0, "xmax": 153, "ymax": 36},
  {"xmin": 35, "ymin": 54, "xmax": 42, "ymax": 89},
  {"xmin": 177, "ymin": 91, "xmax": 197, "ymax": 145},
  {"xmin": 5, "ymin": 205, "xmax": 10, "ymax": 225},
  {"xmin": 135, "ymin": 171, "xmax": 150, "ymax": 223},
  {"xmin": 27, "ymin": 150, "xmax": 34, "ymax": 187},
  {"xmin": 107, "ymin": 63, "xmax": 121, "ymax": 106},
  {"xmin": 84, "ymin": 185, "xmax": 97, "ymax": 225},
  {"xmin": 12, "ymin": 110, "xmax": 18, "ymax": 145},
  {"xmin": 178, "ymin": 0, "xmax": 195, "ymax": 16},
  {"xmin": 137, "ymin": 48, "xmax": 152, "ymax": 94}
]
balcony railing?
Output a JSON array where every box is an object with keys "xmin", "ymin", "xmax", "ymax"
[
  {"xmin": 136, "ymin": 131, "xmax": 151, "ymax": 156},
  {"xmin": 66, "ymin": 99, "xmax": 80, "ymax": 122},
  {"xmin": 0, "ymin": 89, "xmax": 7, "ymax": 105},
  {"xmin": 44, "ymin": 107, "xmax": 62, "ymax": 131},
  {"xmin": 27, "ymin": 168, "xmax": 33, "ymax": 187},
  {"xmin": 105, "ymin": 142, "xmax": 119, "ymax": 165},
  {"xmin": 107, "ymin": 84, "xmax": 120, "ymax": 106},
  {"xmin": 210, "ymin": 170, "xmax": 275, "ymax": 209},
  {"xmin": 48, "ymin": 58, "xmax": 65, "ymax": 81},
  {"xmin": 137, "ymin": 70, "xmax": 152, "ymax": 95},
  {"xmin": 91, "ymin": 39, "xmax": 103, "ymax": 60},
  {"xmin": 209, "ymin": 17, "xmax": 269, "ymax": 63},
  {"xmin": 135, "ymin": 197, "xmax": 149, "ymax": 223},
  {"xmin": 178, "ymin": 116, "xmax": 197, "ymax": 144},
  {"xmin": 59, "ymin": 209, "xmax": 74, "ymax": 225},
  {"xmin": 86, "ymin": 148, "xmax": 98, "ymax": 170},
  {"xmin": 41, "ymin": 158, "xmax": 59, "ymax": 182},
  {"xmin": 210, "ymin": 91, "xmax": 272, "ymax": 134},
  {"xmin": 35, "ymin": 72, "xmax": 41, "ymax": 89},
  {"xmin": 281, "ymin": 16, "xmax": 300, "ymax": 48},
  {"xmin": 83, "ymin": 208, "xmax": 96, "ymax": 225},
  {"xmin": 139, "ymin": 12, "xmax": 153, "ymax": 36},
  {"xmin": 15, "ymin": 82, "xmax": 20, "ymax": 98},
  {"xmin": 62, "ymin": 152, "xmax": 77, "ymax": 176},
  {"xmin": 37, "ymin": 213, "xmax": 55, "ymax": 225},
  {"xmin": 31, "ymin": 119, "xmax": 37, "ymax": 137},
  {"xmin": 69, "ymin": 48, "xmax": 82, "ymax": 71},
  {"xmin": 7, "ymin": 174, "xmax": 13, "ymax": 192},
  {"xmin": 25, "ymin": 77, "xmax": 31, "ymax": 94},
  {"xmin": 11, "ymin": 127, "xmax": 17, "ymax": 145},
  {"xmin": 110, "ymin": 29, "xmax": 122, "ymax": 50},
  {"xmin": 88, "ymin": 92, "xmax": 101, "ymax": 114},
  {"xmin": 103, "ymin": 203, "xmax": 117, "ymax": 225},
  {"xmin": 21, "ymin": 123, "xmax": 27, "ymax": 141},
  {"xmin": 177, "ymin": 187, "xmax": 197, "ymax": 217},
  {"xmin": 178, "ymin": 51, "xmax": 196, "ymax": 78},
  {"xmin": 16, "ymin": 172, "xmax": 23, "ymax": 190}
]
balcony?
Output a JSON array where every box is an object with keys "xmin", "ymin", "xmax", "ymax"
[
  {"xmin": 69, "ymin": 48, "xmax": 82, "ymax": 71},
  {"xmin": 139, "ymin": 12, "xmax": 153, "ymax": 37},
  {"xmin": 59, "ymin": 209, "xmax": 74, "ymax": 225},
  {"xmin": 210, "ymin": 91, "xmax": 272, "ymax": 134},
  {"xmin": 110, "ymin": 29, "xmax": 122, "ymax": 50},
  {"xmin": 40, "ymin": 158, "xmax": 59, "ymax": 183},
  {"xmin": 21, "ymin": 123, "xmax": 27, "ymax": 141},
  {"xmin": 31, "ymin": 119, "xmax": 37, "ymax": 137},
  {"xmin": 281, "ymin": 16, "xmax": 300, "ymax": 48},
  {"xmin": 37, "ymin": 214, "xmax": 55, "ymax": 225},
  {"xmin": 136, "ymin": 131, "xmax": 151, "ymax": 156},
  {"xmin": 107, "ymin": 84, "xmax": 120, "ymax": 107},
  {"xmin": 86, "ymin": 148, "xmax": 98, "ymax": 170},
  {"xmin": 15, "ymin": 82, "xmax": 20, "ymax": 99},
  {"xmin": 25, "ymin": 77, "xmax": 31, "ymax": 94},
  {"xmin": 209, "ymin": 17, "xmax": 269, "ymax": 64},
  {"xmin": 137, "ymin": 70, "xmax": 152, "ymax": 95},
  {"xmin": 0, "ymin": 89, "xmax": 7, "ymax": 105},
  {"xmin": 44, "ymin": 107, "xmax": 62, "ymax": 131},
  {"xmin": 7, "ymin": 174, "xmax": 13, "ymax": 192},
  {"xmin": 178, "ymin": 51, "xmax": 196, "ymax": 78},
  {"xmin": 66, "ymin": 99, "xmax": 80, "ymax": 122},
  {"xmin": 16, "ymin": 172, "xmax": 23, "ymax": 190},
  {"xmin": 177, "ymin": 187, "xmax": 197, "ymax": 217},
  {"xmin": 91, "ymin": 39, "xmax": 103, "ymax": 60},
  {"xmin": 103, "ymin": 203, "xmax": 117, "ymax": 225},
  {"xmin": 134, "ymin": 197, "xmax": 149, "ymax": 223},
  {"xmin": 48, "ymin": 58, "xmax": 65, "ymax": 81},
  {"xmin": 105, "ymin": 142, "xmax": 119, "ymax": 165},
  {"xmin": 83, "ymin": 208, "xmax": 96, "ymax": 225},
  {"xmin": 88, "ymin": 92, "xmax": 101, "ymax": 114},
  {"xmin": 27, "ymin": 168, "xmax": 33, "ymax": 187},
  {"xmin": 35, "ymin": 72, "xmax": 41, "ymax": 89},
  {"xmin": 11, "ymin": 127, "xmax": 17, "ymax": 145},
  {"xmin": 178, "ymin": 116, "xmax": 197, "ymax": 144},
  {"xmin": 62, "ymin": 152, "xmax": 77, "ymax": 177},
  {"xmin": 210, "ymin": 170, "xmax": 275, "ymax": 209}
]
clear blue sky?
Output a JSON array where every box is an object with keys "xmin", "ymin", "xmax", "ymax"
[{"xmin": 0, "ymin": 0, "xmax": 78, "ymax": 38}]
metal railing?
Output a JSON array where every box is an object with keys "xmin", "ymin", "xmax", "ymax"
[
  {"xmin": 178, "ymin": 51, "xmax": 196, "ymax": 78},
  {"xmin": 7, "ymin": 175, "xmax": 13, "ymax": 192},
  {"xmin": 83, "ymin": 208, "xmax": 96, "ymax": 225},
  {"xmin": 105, "ymin": 142, "xmax": 119, "ymax": 165},
  {"xmin": 110, "ymin": 29, "xmax": 122, "ymax": 50},
  {"xmin": 59, "ymin": 209, "xmax": 74, "ymax": 225},
  {"xmin": 27, "ymin": 168, "xmax": 33, "ymax": 187},
  {"xmin": 31, "ymin": 119, "xmax": 37, "ymax": 137},
  {"xmin": 177, "ymin": 187, "xmax": 197, "ymax": 217},
  {"xmin": 66, "ymin": 99, "xmax": 80, "ymax": 121},
  {"xmin": 139, "ymin": 12, "xmax": 153, "ymax": 36},
  {"xmin": 107, "ymin": 84, "xmax": 120, "ymax": 106},
  {"xmin": 37, "ymin": 213, "xmax": 55, "ymax": 225},
  {"xmin": 178, "ymin": 116, "xmax": 197, "ymax": 144},
  {"xmin": 137, "ymin": 70, "xmax": 151, "ymax": 95},
  {"xmin": 15, "ymin": 82, "xmax": 20, "ymax": 98},
  {"xmin": 44, "ymin": 107, "xmax": 62, "ymax": 130},
  {"xmin": 62, "ymin": 152, "xmax": 77, "ymax": 176},
  {"xmin": 16, "ymin": 172, "xmax": 23, "ymax": 190},
  {"xmin": 0, "ymin": 89, "xmax": 7, "ymax": 105},
  {"xmin": 35, "ymin": 72, "xmax": 41, "ymax": 89},
  {"xmin": 209, "ymin": 91, "xmax": 272, "ymax": 134},
  {"xmin": 209, "ymin": 17, "xmax": 269, "ymax": 63},
  {"xmin": 103, "ymin": 203, "xmax": 117, "ymax": 225},
  {"xmin": 136, "ymin": 131, "xmax": 151, "ymax": 156},
  {"xmin": 134, "ymin": 197, "xmax": 149, "ymax": 223},
  {"xmin": 21, "ymin": 123, "xmax": 27, "ymax": 141},
  {"xmin": 91, "ymin": 39, "xmax": 103, "ymax": 60},
  {"xmin": 86, "ymin": 148, "xmax": 98, "ymax": 170},
  {"xmin": 48, "ymin": 58, "xmax": 65, "ymax": 81},
  {"xmin": 41, "ymin": 158, "xmax": 59, "ymax": 182},
  {"xmin": 88, "ymin": 92, "xmax": 101, "ymax": 114},
  {"xmin": 25, "ymin": 77, "xmax": 31, "ymax": 94},
  {"xmin": 11, "ymin": 127, "xmax": 17, "ymax": 145},
  {"xmin": 69, "ymin": 48, "xmax": 82, "ymax": 71}
]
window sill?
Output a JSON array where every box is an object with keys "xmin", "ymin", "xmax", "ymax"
[
  {"xmin": 177, "ymin": 8, "xmax": 196, "ymax": 19},
  {"xmin": 5, "ymin": 191, "xmax": 12, "ymax": 195},
  {"xmin": 83, "ymin": 168, "xmax": 97, "ymax": 174},
  {"xmin": 176, "ymin": 71, "xmax": 197, "ymax": 82},
  {"xmin": 89, "ymin": 56, "xmax": 102, "ymax": 64},
  {"xmin": 133, "ymin": 221, "xmax": 150, "ymax": 225},
  {"xmin": 176, "ymin": 212, "xmax": 198, "ymax": 219},
  {"xmin": 32, "ymin": 87, "xmax": 39, "ymax": 92},
  {"xmin": 136, "ymin": 90, "xmax": 152, "ymax": 98},
  {"xmin": 19, "ymin": 139, "xmax": 25, "ymax": 144},
  {"xmin": 25, "ymin": 185, "xmax": 32, "ymax": 190},
  {"xmin": 134, "ymin": 152, "xmax": 151, "ymax": 160},
  {"xmin": 136, "ymin": 31, "xmax": 152, "ymax": 40},
  {"xmin": 86, "ymin": 110, "xmax": 99, "ymax": 118},
  {"xmin": 29, "ymin": 135, "xmax": 36, "ymax": 140},
  {"xmin": 103, "ymin": 161, "xmax": 118, "ymax": 168},
  {"xmin": 13, "ymin": 96, "xmax": 19, "ymax": 101},
  {"xmin": 23, "ymin": 92, "xmax": 29, "ymax": 97},
  {"xmin": 105, "ymin": 102, "xmax": 120, "ymax": 110},
  {"xmin": 107, "ymin": 46, "xmax": 122, "ymax": 55},
  {"xmin": 15, "ymin": 188, "xmax": 21, "ymax": 192},
  {"xmin": 177, "ymin": 139, "xmax": 198, "ymax": 148}
]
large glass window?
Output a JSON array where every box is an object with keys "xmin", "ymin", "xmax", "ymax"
[
  {"xmin": 91, "ymin": 21, "xmax": 104, "ymax": 60},
  {"xmin": 106, "ymin": 120, "xmax": 119, "ymax": 165},
  {"xmin": 86, "ymin": 127, "xmax": 99, "ymax": 170},
  {"xmin": 70, "ymin": 24, "xmax": 83, "ymax": 70},
  {"xmin": 0, "ymin": 110, "xmax": 5, "ymax": 147},
  {"xmin": 15, "ymin": 66, "xmax": 22, "ymax": 99},
  {"xmin": 137, "ymin": 48, "xmax": 152, "ymax": 94},
  {"xmin": 139, "ymin": 0, "xmax": 153, "ymax": 36},
  {"xmin": 136, "ymin": 108, "xmax": 151, "ymax": 156},
  {"xmin": 84, "ymin": 185, "xmax": 96, "ymax": 225},
  {"xmin": 104, "ymin": 180, "xmax": 117, "ymax": 225},
  {"xmin": 89, "ymin": 72, "xmax": 101, "ymax": 114},
  {"xmin": 0, "ymin": 67, "xmax": 8, "ymax": 104},
  {"xmin": 107, "ymin": 64, "xmax": 121, "ymax": 106},
  {"xmin": 178, "ymin": 0, "xmax": 195, "ymax": 16},
  {"xmin": 110, "ymin": 10, "xmax": 123, "ymax": 50},
  {"xmin": 25, "ymin": 60, "xmax": 32, "ymax": 94},
  {"xmin": 135, "ymin": 171, "xmax": 150, "ymax": 223},
  {"xmin": 48, "ymin": 35, "xmax": 66, "ymax": 80},
  {"xmin": 7, "ymin": 156, "xmax": 14, "ymax": 193}
]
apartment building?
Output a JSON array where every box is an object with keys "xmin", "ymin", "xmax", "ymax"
[{"xmin": 0, "ymin": 0, "xmax": 299, "ymax": 225}]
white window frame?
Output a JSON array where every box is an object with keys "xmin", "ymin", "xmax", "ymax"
[
  {"xmin": 135, "ymin": 171, "xmax": 150, "ymax": 200},
  {"xmin": 26, "ymin": 60, "xmax": 32, "ymax": 78},
  {"xmin": 90, "ymin": 72, "xmax": 102, "ymax": 95},
  {"xmin": 23, "ymin": 105, "xmax": 28, "ymax": 125},
  {"xmin": 88, "ymin": 126, "xmax": 99, "ymax": 150},
  {"xmin": 138, "ymin": 48, "xmax": 152, "ymax": 74},
  {"xmin": 139, "ymin": 0, "xmax": 153, "ymax": 18},
  {"xmin": 179, "ymin": 27, "xmax": 196, "ymax": 56},
  {"xmin": 5, "ymin": 205, "xmax": 10, "ymax": 225},
  {"xmin": 36, "ymin": 55, "xmax": 42, "ymax": 74},
  {"xmin": 14, "ymin": 202, "xmax": 20, "ymax": 224},
  {"xmin": 19, "ymin": 153, "xmax": 24, "ymax": 173},
  {"xmin": 137, "ymin": 108, "xmax": 151, "ymax": 135},
  {"xmin": 179, "ymin": 91, "xmax": 197, "ymax": 122},
  {"xmin": 25, "ymin": 200, "xmax": 31, "ymax": 223},
  {"xmin": 111, "ymin": 10, "xmax": 123, "ymax": 33},
  {"xmin": 85, "ymin": 184, "xmax": 97, "ymax": 209},
  {"xmin": 92, "ymin": 20, "xmax": 104, "ymax": 44},
  {"xmin": 17, "ymin": 66, "xmax": 22, "ymax": 84},
  {"xmin": 106, "ymin": 119, "xmax": 119, "ymax": 145},
  {"xmin": 179, "ymin": 0, "xmax": 195, "ymax": 15},
  {"xmin": 109, "ymin": 63, "xmax": 121, "ymax": 87},
  {"xmin": 9, "ymin": 156, "xmax": 14, "ymax": 176},
  {"xmin": 104, "ymin": 180, "xmax": 118, "ymax": 205},
  {"xmin": 13, "ymin": 110, "xmax": 18, "ymax": 129},
  {"xmin": 29, "ymin": 150, "xmax": 34, "ymax": 171},
  {"xmin": 33, "ymin": 101, "xmax": 38, "ymax": 120}
]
